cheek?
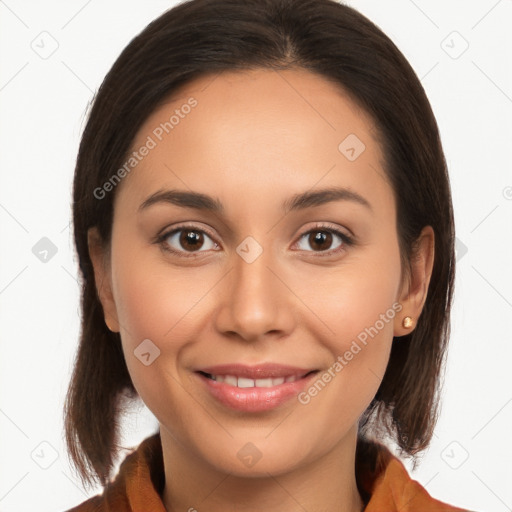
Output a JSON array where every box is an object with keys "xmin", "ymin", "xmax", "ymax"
[
  {"xmin": 293, "ymin": 239, "xmax": 401, "ymax": 416},
  {"xmin": 111, "ymin": 243, "xmax": 215, "ymax": 343},
  {"xmin": 109, "ymin": 245, "xmax": 211, "ymax": 403},
  {"xmin": 296, "ymin": 280, "xmax": 399, "ymax": 444},
  {"xmin": 296, "ymin": 240, "xmax": 402, "ymax": 350}
]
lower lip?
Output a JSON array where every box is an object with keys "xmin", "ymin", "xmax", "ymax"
[{"xmin": 195, "ymin": 372, "xmax": 318, "ymax": 412}]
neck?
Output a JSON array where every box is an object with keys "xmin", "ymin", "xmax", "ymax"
[{"xmin": 160, "ymin": 425, "xmax": 364, "ymax": 512}]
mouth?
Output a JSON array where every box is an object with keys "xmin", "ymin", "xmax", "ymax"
[
  {"xmin": 197, "ymin": 370, "xmax": 318, "ymax": 388},
  {"xmin": 194, "ymin": 365, "xmax": 320, "ymax": 412}
]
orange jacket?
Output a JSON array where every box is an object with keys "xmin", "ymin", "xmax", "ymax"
[{"xmin": 66, "ymin": 433, "xmax": 470, "ymax": 511}]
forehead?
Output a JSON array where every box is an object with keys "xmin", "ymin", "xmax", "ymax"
[{"xmin": 115, "ymin": 68, "xmax": 391, "ymax": 215}]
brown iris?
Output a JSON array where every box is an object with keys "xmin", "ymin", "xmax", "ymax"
[
  {"xmin": 180, "ymin": 230, "xmax": 204, "ymax": 251},
  {"xmin": 308, "ymin": 231, "xmax": 333, "ymax": 251}
]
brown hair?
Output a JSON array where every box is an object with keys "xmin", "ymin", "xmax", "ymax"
[{"xmin": 65, "ymin": 0, "xmax": 455, "ymax": 488}]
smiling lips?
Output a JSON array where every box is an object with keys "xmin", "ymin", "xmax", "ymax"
[{"xmin": 195, "ymin": 363, "xmax": 319, "ymax": 412}]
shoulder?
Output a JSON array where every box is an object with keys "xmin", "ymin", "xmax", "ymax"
[
  {"xmin": 64, "ymin": 432, "xmax": 164, "ymax": 512},
  {"xmin": 356, "ymin": 437, "xmax": 472, "ymax": 511}
]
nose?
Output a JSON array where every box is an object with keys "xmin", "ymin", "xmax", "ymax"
[{"xmin": 213, "ymin": 245, "xmax": 296, "ymax": 343}]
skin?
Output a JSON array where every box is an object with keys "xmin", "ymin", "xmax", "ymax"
[{"xmin": 88, "ymin": 68, "xmax": 434, "ymax": 512}]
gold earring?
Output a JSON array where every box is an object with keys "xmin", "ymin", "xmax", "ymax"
[{"xmin": 402, "ymin": 316, "xmax": 413, "ymax": 329}]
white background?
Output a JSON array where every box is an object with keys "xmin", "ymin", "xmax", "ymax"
[{"xmin": 0, "ymin": 1, "xmax": 511, "ymax": 511}]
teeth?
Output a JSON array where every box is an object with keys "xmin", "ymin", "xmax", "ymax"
[
  {"xmin": 208, "ymin": 374, "xmax": 298, "ymax": 387},
  {"xmin": 223, "ymin": 375, "xmax": 237, "ymax": 386}
]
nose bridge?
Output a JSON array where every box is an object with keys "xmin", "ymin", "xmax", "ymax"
[
  {"xmin": 234, "ymin": 246, "xmax": 273, "ymax": 303},
  {"xmin": 214, "ymin": 238, "xmax": 294, "ymax": 341}
]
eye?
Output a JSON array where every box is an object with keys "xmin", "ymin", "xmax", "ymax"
[
  {"xmin": 155, "ymin": 222, "xmax": 354, "ymax": 257},
  {"xmin": 156, "ymin": 225, "xmax": 219, "ymax": 256},
  {"xmin": 294, "ymin": 224, "xmax": 354, "ymax": 254}
]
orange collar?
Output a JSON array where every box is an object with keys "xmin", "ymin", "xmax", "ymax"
[{"xmin": 68, "ymin": 433, "xmax": 468, "ymax": 512}]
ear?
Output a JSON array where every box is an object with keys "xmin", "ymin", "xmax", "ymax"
[
  {"xmin": 394, "ymin": 225, "xmax": 435, "ymax": 336},
  {"xmin": 87, "ymin": 227, "xmax": 120, "ymax": 332}
]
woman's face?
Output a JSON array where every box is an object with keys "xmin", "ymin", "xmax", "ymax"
[{"xmin": 89, "ymin": 68, "xmax": 431, "ymax": 476}]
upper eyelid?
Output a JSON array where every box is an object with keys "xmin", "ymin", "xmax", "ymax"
[{"xmin": 160, "ymin": 223, "xmax": 218, "ymax": 242}]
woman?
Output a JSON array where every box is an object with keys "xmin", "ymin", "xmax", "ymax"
[{"xmin": 64, "ymin": 0, "xmax": 469, "ymax": 510}]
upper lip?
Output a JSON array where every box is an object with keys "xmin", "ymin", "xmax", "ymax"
[{"xmin": 196, "ymin": 363, "xmax": 318, "ymax": 380}]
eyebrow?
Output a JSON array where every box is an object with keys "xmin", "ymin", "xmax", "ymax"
[{"xmin": 138, "ymin": 186, "xmax": 372, "ymax": 214}]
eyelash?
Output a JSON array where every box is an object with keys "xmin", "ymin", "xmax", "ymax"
[{"xmin": 155, "ymin": 222, "xmax": 355, "ymax": 258}]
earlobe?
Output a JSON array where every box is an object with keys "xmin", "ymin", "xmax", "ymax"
[
  {"xmin": 87, "ymin": 227, "xmax": 120, "ymax": 333},
  {"xmin": 394, "ymin": 226, "xmax": 435, "ymax": 337}
]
